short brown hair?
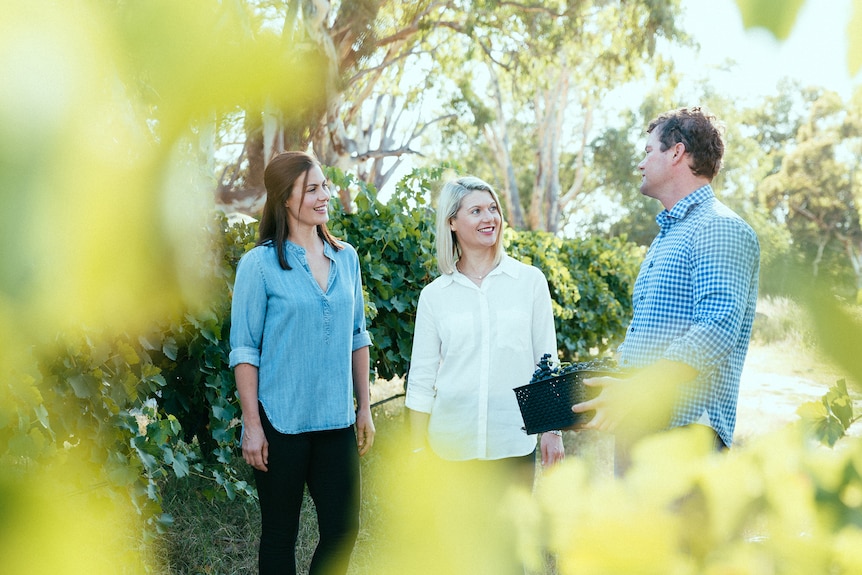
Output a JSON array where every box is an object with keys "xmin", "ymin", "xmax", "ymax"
[{"xmin": 648, "ymin": 107, "xmax": 725, "ymax": 179}]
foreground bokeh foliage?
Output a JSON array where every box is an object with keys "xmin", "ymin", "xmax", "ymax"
[
  {"xmin": 0, "ymin": 0, "xmax": 318, "ymax": 572},
  {"xmin": 3, "ymin": 1, "xmax": 862, "ymax": 574}
]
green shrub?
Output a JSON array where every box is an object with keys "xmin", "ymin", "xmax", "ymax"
[{"xmin": 506, "ymin": 230, "xmax": 642, "ymax": 361}]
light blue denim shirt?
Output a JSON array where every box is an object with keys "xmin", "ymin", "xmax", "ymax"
[{"xmin": 229, "ymin": 239, "xmax": 372, "ymax": 434}]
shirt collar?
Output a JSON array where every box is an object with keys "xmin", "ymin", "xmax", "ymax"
[
  {"xmin": 439, "ymin": 254, "xmax": 520, "ymax": 287},
  {"xmin": 283, "ymin": 238, "xmax": 336, "ymax": 258},
  {"xmin": 655, "ymin": 184, "xmax": 714, "ymax": 231}
]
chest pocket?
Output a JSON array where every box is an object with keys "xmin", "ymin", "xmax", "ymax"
[
  {"xmin": 495, "ymin": 309, "xmax": 530, "ymax": 351},
  {"xmin": 436, "ymin": 311, "xmax": 477, "ymax": 358}
]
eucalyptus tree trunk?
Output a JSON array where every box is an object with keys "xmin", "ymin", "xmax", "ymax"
[
  {"xmin": 529, "ymin": 67, "xmax": 568, "ymax": 232},
  {"xmin": 483, "ymin": 64, "xmax": 524, "ymax": 229}
]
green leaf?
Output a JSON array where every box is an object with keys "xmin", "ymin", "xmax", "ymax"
[
  {"xmin": 212, "ymin": 404, "xmax": 236, "ymax": 423},
  {"xmin": 170, "ymin": 451, "xmax": 190, "ymax": 478},
  {"xmin": 167, "ymin": 414, "xmax": 182, "ymax": 436},
  {"xmin": 131, "ymin": 436, "xmax": 159, "ymax": 471},
  {"xmin": 824, "ymin": 379, "xmax": 853, "ymax": 430},
  {"xmin": 815, "ymin": 417, "xmax": 847, "ymax": 448},
  {"xmin": 34, "ymin": 404, "xmax": 50, "ymax": 430},
  {"xmin": 106, "ymin": 459, "xmax": 140, "ymax": 486},
  {"xmin": 796, "ymin": 399, "xmax": 828, "ymax": 420},
  {"xmin": 797, "ymin": 396, "xmax": 848, "ymax": 447},
  {"xmin": 162, "ymin": 337, "xmax": 179, "ymax": 361},
  {"xmin": 155, "ymin": 513, "xmax": 175, "ymax": 533},
  {"xmin": 68, "ymin": 374, "xmax": 95, "ymax": 399}
]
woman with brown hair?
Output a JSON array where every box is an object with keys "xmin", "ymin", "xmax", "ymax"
[{"xmin": 229, "ymin": 151, "xmax": 374, "ymax": 574}]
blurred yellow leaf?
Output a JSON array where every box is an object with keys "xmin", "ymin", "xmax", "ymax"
[
  {"xmin": 851, "ymin": 0, "xmax": 862, "ymax": 75},
  {"xmin": 756, "ymin": 432, "xmax": 819, "ymax": 533},
  {"xmin": 700, "ymin": 450, "xmax": 764, "ymax": 540},
  {"xmin": 627, "ymin": 426, "xmax": 714, "ymax": 506},
  {"xmin": 733, "ymin": 0, "xmax": 807, "ymax": 40},
  {"xmin": 802, "ymin": 294, "xmax": 862, "ymax": 391},
  {"xmin": 833, "ymin": 526, "xmax": 862, "ymax": 572},
  {"xmin": 0, "ymin": 451, "xmax": 151, "ymax": 575},
  {"xmin": 1, "ymin": 0, "xmax": 320, "ymax": 336},
  {"xmin": 734, "ymin": 0, "xmax": 862, "ymax": 76},
  {"xmin": 365, "ymin": 435, "xmax": 525, "ymax": 574}
]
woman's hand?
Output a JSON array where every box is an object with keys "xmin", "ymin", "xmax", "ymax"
[
  {"xmin": 242, "ymin": 422, "xmax": 269, "ymax": 472},
  {"xmin": 540, "ymin": 431, "xmax": 565, "ymax": 467},
  {"xmin": 355, "ymin": 406, "xmax": 376, "ymax": 456}
]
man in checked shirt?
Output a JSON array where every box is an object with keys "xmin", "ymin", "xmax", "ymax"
[{"xmin": 572, "ymin": 107, "xmax": 760, "ymax": 475}]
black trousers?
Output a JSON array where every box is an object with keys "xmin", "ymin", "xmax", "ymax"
[{"xmin": 255, "ymin": 405, "xmax": 360, "ymax": 575}]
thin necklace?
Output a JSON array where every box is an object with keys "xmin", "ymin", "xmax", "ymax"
[{"xmin": 457, "ymin": 262, "xmax": 493, "ymax": 279}]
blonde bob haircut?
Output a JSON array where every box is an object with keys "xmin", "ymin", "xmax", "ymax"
[{"xmin": 435, "ymin": 176, "xmax": 506, "ymax": 275}]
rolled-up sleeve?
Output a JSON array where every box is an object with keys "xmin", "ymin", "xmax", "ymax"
[
  {"xmin": 530, "ymin": 268, "xmax": 557, "ymax": 363},
  {"xmin": 351, "ymin": 255, "xmax": 372, "ymax": 351},
  {"xmin": 405, "ymin": 290, "xmax": 439, "ymax": 414},
  {"xmin": 229, "ymin": 251, "xmax": 267, "ymax": 368}
]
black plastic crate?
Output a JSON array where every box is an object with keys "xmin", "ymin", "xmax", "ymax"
[{"xmin": 513, "ymin": 370, "xmax": 616, "ymax": 435}]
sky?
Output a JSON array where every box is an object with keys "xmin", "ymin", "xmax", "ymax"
[
  {"xmin": 670, "ymin": 0, "xmax": 857, "ymax": 102},
  {"xmin": 599, "ymin": 0, "xmax": 859, "ymax": 121}
]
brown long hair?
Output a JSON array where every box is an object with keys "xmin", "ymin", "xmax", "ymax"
[{"xmin": 258, "ymin": 151, "xmax": 342, "ymax": 270}]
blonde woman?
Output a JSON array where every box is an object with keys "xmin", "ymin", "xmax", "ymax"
[{"xmin": 406, "ymin": 176, "xmax": 563, "ymax": 480}]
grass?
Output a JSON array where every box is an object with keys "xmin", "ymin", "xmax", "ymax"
[
  {"xmin": 155, "ymin": 468, "xmax": 260, "ymax": 574},
  {"xmin": 151, "ymin": 397, "xmax": 406, "ymax": 575}
]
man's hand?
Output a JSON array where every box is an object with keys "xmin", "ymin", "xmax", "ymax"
[
  {"xmin": 572, "ymin": 360, "xmax": 697, "ymax": 443},
  {"xmin": 572, "ymin": 375, "xmax": 631, "ymax": 433}
]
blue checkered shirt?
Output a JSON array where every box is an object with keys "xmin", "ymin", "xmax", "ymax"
[{"xmin": 617, "ymin": 185, "xmax": 760, "ymax": 446}]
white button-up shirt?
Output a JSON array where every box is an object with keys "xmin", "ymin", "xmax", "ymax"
[{"xmin": 406, "ymin": 255, "xmax": 557, "ymax": 460}]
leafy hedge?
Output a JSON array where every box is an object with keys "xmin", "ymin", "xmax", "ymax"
[
  {"xmin": 506, "ymin": 229, "xmax": 642, "ymax": 361},
  {"xmin": 326, "ymin": 166, "xmax": 442, "ymax": 381}
]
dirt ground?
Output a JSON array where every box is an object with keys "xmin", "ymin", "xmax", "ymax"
[{"xmin": 735, "ymin": 341, "xmax": 860, "ymax": 443}]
